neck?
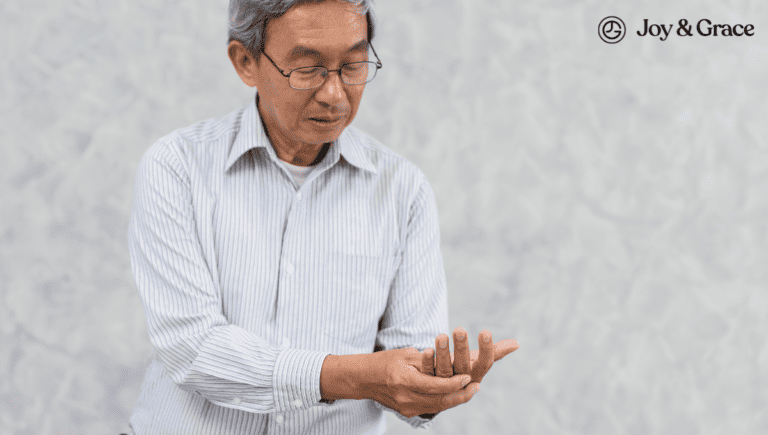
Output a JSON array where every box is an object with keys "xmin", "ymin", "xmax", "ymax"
[
  {"xmin": 257, "ymin": 95, "xmax": 330, "ymax": 167},
  {"xmin": 289, "ymin": 142, "xmax": 331, "ymax": 166},
  {"xmin": 276, "ymin": 141, "xmax": 327, "ymax": 166}
]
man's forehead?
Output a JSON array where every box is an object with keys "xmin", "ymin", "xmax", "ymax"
[
  {"xmin": 286, "ymin": 1, "xmax": 367, "ymax": 26},
  {"xmin": 268, "ymin": 1, "xmax": 368, "ymax": 51}
]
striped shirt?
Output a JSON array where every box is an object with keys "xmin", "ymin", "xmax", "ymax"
[{"xmin": 127, "ymin": 93, "xmax": 448, "ymax": 435}]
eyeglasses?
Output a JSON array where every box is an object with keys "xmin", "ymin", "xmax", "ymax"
[{"xmin": 260, "ymin": 43, "xmax": 383, "ymax": 90}]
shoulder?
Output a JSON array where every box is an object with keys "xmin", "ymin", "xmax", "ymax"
[
  {"xmin": 140, "ymin": 105, "xmax": 246, "ymax": 174},
  {"xmin": 343, "ymin": 125, "xmax": 429, "ymax": 187},
  {"xmin": 342, "ymin": 126, "xmax": 438, "ymax": 216}
]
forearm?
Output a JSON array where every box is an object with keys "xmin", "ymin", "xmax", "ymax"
[
  {"xmin": 146, "ymin": 321, "xmax": 330, "ymax": 412},
  {"xmin": 319, "ymin": 354, "xmax": 372, "ymax": 401}
]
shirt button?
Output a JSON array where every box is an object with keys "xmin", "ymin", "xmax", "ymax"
[
  {"xmin": 281, "ymin": 337, "xmax": 291, "ymax": 347},
  {"xmin": 296, "ymin": 192, "xmax": 303, "ymax": 200},
  {"xmin": 275, "ymin": 415, "xmax": 284, "ymax": 424},
  {"xmin": 293, "ymin": 399, "xmax": 303, "ymax": 408},
  {"xmin": 233, "ymin": 397, "xmax": 241, "ymax": 405}
]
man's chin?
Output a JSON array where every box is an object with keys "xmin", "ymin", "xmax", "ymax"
[{"xmin": 302, "ymin": 128, "xmax": 344, "ymax": 145}]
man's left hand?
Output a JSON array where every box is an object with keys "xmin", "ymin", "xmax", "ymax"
[
  {"xmin": 420, "ymin": 328, "xmax": 520, "ymax": 383},
  {"xmin": 415, "ymin": 328, "xmax": 519, "ymax": 419}
]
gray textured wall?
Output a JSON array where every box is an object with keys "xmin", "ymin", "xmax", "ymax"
[{"xmin": 2, "ymin": 0, "xmax": 767, "ymax": 434}]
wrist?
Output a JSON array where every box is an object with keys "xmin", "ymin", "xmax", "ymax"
[{"xmin": 320, "ymin": 354, "xmax": 371, "ymax": 401}]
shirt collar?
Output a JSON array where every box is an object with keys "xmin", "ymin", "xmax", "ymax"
[{"xmin": 225, "ymin": 93, "xmax": 378, "ymax": 174}]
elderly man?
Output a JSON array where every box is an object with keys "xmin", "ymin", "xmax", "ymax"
[{"xmin": 127, "ymin": 0, "xmax": 518, "ymax": 433}]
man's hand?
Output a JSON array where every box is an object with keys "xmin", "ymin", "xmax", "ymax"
[
  {"xmin": 420, "ymin": 328, "xmax": 520, "ymax": 384},
  {"xmin": 321, "ymin": 348, "xmax": 481, "ymax": 418},
  {"xmin": 358, "ymin": 347, "xmax": 481, "ymax": 418}
]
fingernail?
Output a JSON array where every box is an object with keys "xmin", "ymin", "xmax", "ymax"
[
  {"xmin": 512, "ymin": 339, "xmax": 519, "ymax": 346},
  {"xmin": 461, "ymin": 377, "xmax": 470, "ymax": 387},
  {"xmin": 484, "ymin": 335, "xmax": 490, "ymax": 342},
  {"xmin": 457, "ymin": 333, "xmax": 465, "ymax": 340},
  {"xmin": 440, "ymin": 339, "xmax": 447, "ymax": 348},
  {"xmin": 473, "ymin": 384, "xmax": 481, "ymax": 393}
]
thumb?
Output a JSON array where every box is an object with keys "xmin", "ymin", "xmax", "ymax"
[{"xmin": 411, "ymin": 371, "xmax": 471, "ymax": 395}]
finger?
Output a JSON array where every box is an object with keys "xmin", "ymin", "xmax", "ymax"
[
  {"xmin": 467, "ymin": 339, "xmax": 520, "ymax": 364},
  {"xmin": 493, "ymin": 339, "xmax": 520, "ymax": 362},
  {"xmin": 421, "ymin": 348, "xmax": 435, "ymax": 375},
  {"xmin": 439, "ymin": 381, "xmax": 481, "ymax": 412},
  {"xmin": 410, "ymin": 371, "xmax": 471, "ymax": 395},
  {"xmin": 470, "ymin": 330, "xmax": 494, "ymax": 383},
  {"xmin": 452, "ymin": 327, "xmax": 471, "ymax": 375},
  {"xmin": 435, "ymin": 334, "xmax": 453, "ymax": 377}
]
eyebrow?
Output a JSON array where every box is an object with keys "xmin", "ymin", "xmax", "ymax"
[{"xmin": 286, "ymin": 39, "xmax": 369, "ymax": 61}]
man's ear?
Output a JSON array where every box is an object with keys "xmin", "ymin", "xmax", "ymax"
[{"xmin": 228, "ymin": 40, "xmax": 260, "ymax": 87}]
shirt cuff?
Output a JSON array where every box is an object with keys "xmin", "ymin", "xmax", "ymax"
[
  {"xmin": 372, "ymin": 401, "xmax": 437, "ymax": 430},
  {"xmin": 272, "ymin": 348, "xmax": 331, "ymax": 413}
]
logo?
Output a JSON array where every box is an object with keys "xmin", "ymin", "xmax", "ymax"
[
  {"xmin": 599, "ymin": 16, "xmax": 626, "ymax": 44},
  {"xmin": 599, "ymin": 16, "xmax": 755, "ymax": 43}
]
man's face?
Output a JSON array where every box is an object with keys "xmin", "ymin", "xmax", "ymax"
[{"xmin": 253, "ymin": 1, "xmax": 369, "ymax": 149}]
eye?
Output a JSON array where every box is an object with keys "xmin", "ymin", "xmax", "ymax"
[
  {"xmin": 344, "ymin": 63, "xmax": 364, "ymax": 72},
  {"xmin": 293, "ymin": 66, "xmax": 323, "ymax": 76}
]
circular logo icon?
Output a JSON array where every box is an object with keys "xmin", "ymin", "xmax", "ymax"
[{"xmin": 599, "ymin": 16, "xmax": 626, "ymax": 44}]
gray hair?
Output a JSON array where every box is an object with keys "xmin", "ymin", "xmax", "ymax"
[{"xmin": 228, "ymin": 0, "xmax": 376, "ymax": 58}]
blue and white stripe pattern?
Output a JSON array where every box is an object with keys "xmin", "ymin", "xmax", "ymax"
[{"xmin": 127, "ymin": 93, "xmax": 448, "ymax": 434}]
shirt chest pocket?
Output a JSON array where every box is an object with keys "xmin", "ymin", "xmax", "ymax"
[{"xmin": 316, "ymin": 252, "xmax": 398, "ymax": 351}]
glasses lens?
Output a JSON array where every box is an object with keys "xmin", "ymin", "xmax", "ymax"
[
  {"xmin": 288, "ymin": 62, "xmax": 379, "ymax": 89},
  {"xmin": 341, "ymin": 62, "xmax": 377, "ymax": 85},
  {"xmin": 289, "ymin": 67, "xmax": 326, "ymax": 90}
]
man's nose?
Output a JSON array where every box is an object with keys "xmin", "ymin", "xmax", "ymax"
[{"xmin": 314, "ymin": 70, "xmax": 346, "ymax": 105}]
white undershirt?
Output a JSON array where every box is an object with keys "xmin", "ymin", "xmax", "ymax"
[{"xmin": 280, "ymin": 160, "xmax": 316, "ymax": 189}]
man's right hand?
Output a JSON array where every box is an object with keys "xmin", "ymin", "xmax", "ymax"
[
  {"xmin": 364, "ymin": 347, "xmax": 480, "ymax": 418},
  {"xmin": 320, "ymin": 347, "xmax": 480, "ymax": 419}
]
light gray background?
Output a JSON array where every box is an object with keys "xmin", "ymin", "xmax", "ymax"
[{"xmin": 1, "ymin": 0, "xmax": 767, "ymax": 434}]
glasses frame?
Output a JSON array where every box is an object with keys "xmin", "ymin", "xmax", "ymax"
[{"xmin": 260, "ymin": 42, "xmax": 383, "ymax": 90}]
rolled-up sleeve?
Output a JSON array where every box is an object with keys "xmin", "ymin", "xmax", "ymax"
[
  {"xmin": 128, "ymin": 138, "xmax": 329, "ymax": 414},
  {"xmin": 372, "ymin": 171, "xmax": 449, "ymax": 430}
]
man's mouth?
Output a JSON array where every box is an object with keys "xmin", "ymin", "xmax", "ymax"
[{"xmin": 308, "ymin": 117, "xmax": 344, "ymax": 129}]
